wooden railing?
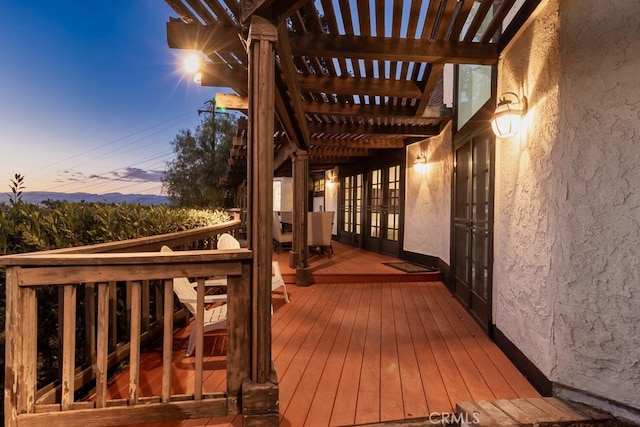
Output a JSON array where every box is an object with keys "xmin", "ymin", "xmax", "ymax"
[{"xmin": 2, "ymin": 220, "xmax": 257, "ymax": 427}]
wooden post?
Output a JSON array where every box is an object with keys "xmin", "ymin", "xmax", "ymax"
[
  {"xmin": 4, "ymin": 267, "xmax": 37, "ymax": 427},
  {"xmin": 245, "ymin": 14, "xmax": 279, "ymax": 426},
  {"xmin": 61, "ymin": 285, "xmax": 77, "ymax": 410},
  {"xmin": 227, "ymin": 262, "xmax": 251, "ymax": 412},
  {"xmin": 96, "ymin": 282, "xmax": 110, "ymax": 408},
  {"xmin": 247, "ymin": 14, "xmax": 277, "ymax": 383},
  {"xmin": 291, "ymin": 150, "xmax": 310, "ymax": 285},
  {"xmin": 161, "ymin": 279, "xmax": 174, "ymax": 403},
  {"xmin": 128, "ymin": 281, "xmax": 141, "ymax": 405}
]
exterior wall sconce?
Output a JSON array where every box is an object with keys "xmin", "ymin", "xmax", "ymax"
[
  {"xmin": 491, "ymin": 92, "xmax": 528, "ymax": 138},
  {"xmin": 413, "ymin": 154, "xmax": 428, "ymax": 173},
  {"xmin": 325, "ymin": 171, "xmax": 337, "ymax": 188}
]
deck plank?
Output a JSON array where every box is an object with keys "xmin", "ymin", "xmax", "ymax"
[
  {"xmin": 330, "ymin": 283, "xmax": 372, "ymax": 426},
  {"xmin": 432, "ymin": 286, "xmax": 540, "ymax": 398},
  {"xmin": 276, "ymin": 284, "xmax": 345, "ymax": 413},
  {"xmin": 403, "ymin": 286, "xmax": 452, "ymax": 413},
  {"xmin": 280, "ymin": 285, "xmax": 354, "ymax": 426},
  {"xmin": 420, "ymin": 284, "xmax": 496, "ymax": 401},
  {"xmin": 379, "ymin": 283, "xmax": 405, "ymax": 422},
  {"xmin": 413, "ymin": 284, "xmax": 473, "ymax": 406},
  {"xmin": 432, "ymin": 287, "xmax": 519, "ymax": 399},
  {"xmin": 305, "ymin": 283, "xmax": 364, "ymax": 427},
  {"xmin": 354, "ymin": 281, "xmax": 382, "ymax": 424},
  {"xmin": 392, "ymin": 284, "xmax": 429, "ymax": 420}
]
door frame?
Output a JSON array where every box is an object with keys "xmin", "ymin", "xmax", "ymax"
[
  {"xmin": 450, "ymin": 94, "xmax": 497, "ymax": 333},
  {"xmin": 336, "ymin": 150, "xmax": 405, "ymax": 257}
]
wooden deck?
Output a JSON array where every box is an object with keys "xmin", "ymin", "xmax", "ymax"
[
  {"xmin": 116, "ymin": 272, "xmax": 541, "ymax": 426},
  {"xmin": 274, "ymin": 241, "xmax": 442, "ymax": 284}
]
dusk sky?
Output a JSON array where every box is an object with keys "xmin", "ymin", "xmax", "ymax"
[{"xmin": 0, "ymin": 1, "xmax": 218, "ymax": 200}]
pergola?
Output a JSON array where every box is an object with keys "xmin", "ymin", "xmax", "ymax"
[{"xmin": 162, "ymin": 1, "xmax": 541, "ymax": 423}]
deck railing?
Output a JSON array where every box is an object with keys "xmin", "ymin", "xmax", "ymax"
[{"xmin": 2, "ymin": 220, "xmax": 255, "ymax": 427}]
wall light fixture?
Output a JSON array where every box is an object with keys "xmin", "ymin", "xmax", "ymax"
[
  {"xmin": 413, "ymin": 153, "xmax": 428, "ymax": 173},
  {"xmin": 491, "ymin": 92, "xmax": 528, "ymax": 138}
]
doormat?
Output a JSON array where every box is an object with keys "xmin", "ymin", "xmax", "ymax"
[{"xmin": 383, "ymin": 262, "xmax": 438, "ymax": 273}]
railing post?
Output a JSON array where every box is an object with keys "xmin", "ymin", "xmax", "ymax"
[
  {"xmin": 4, "ymin": 267, "xmax": 37, "ymax": 427},
  {"xmin": 244, "ymin": 14, "xmax": 279, "ymax": 426},
  {"xmin": 227, "ymin": 262, "xmax": 251, "ymax": 412}
]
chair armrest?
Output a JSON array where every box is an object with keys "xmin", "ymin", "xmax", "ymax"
[{"xmin": 179, "ymin": 294, "xmax": 228, "ymax": 304}]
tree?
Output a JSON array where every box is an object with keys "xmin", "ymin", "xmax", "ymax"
[{"xmin": 163, "ymin": 105, "xmax": 237, "ymax": 208}]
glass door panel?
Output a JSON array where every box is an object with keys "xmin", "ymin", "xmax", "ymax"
[{"xmin": 453, "ymin": 130, "xmax": 493, "ymax": 330}]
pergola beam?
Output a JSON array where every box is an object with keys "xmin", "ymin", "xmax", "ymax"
[
  {"xmin": 309, "ymin": 147, "xmax": 377, "ymax": 157},
  {"xmin": 297, "ymin": 75, "xmax": 421, "ymax": 98},
  {"xmin": 276, "ymin": 23, "xmax": 312, "ymax": 149},
  {"xmin": 166, "ymin": 20, "xmax": 243, "ymax": 56},
  {"xmin": 304, "ymin": 102, "xmax": 452, "ymax": 120},
  {"xmin": 308, "ymin": 122, "xmax": 440, "ymax": 137},
  {"xmin": 310, "ymin": 138, "xmax": 405, "ymax": 149},
  {"xmin": 290, "ymin": 33, "xmax": 498, "ymax": 65},
  {"xmin": 199, "ymin": 64, "xmax": 248, "ymax": 96}
]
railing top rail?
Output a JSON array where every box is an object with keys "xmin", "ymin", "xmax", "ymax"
[
  {"xmin": 0, "ymin": 248, "xmax": 252, "ymax": 267},
  {"xmin": 4, "ymin": 219, "xmax": 241, "ymax": 256}
]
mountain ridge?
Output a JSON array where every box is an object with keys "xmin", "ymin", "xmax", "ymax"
[{"xmin": 0, "ymin": 191, "xmax": 169, "ymax": 205}]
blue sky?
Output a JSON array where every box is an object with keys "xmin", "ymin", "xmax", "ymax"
[{"xmin": 0, "ymin": 1, "xmax": 215, "ymax": 198}]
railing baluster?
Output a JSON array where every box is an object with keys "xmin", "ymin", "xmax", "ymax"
[
  {"xmin": 109, "ymin": 281, "xmax": 117, "ymax": 352},
  {"xmin": 162, "ymin": 279, "xmax": 174, "ymax": 402},
  {"xmin": 129, "ymin": 281, "xmax": 142, "ymax": 404},
  {"xmin": 141, "ymin": 280, "xmax": 150, "ymax": 331},
  {"xmin": 96, "ymin": 282, "xmax": 110, "ymax": 408},
  {"xmin": 61, "ymin": 285, "xmax": 77, "ymax": 410},
  {"xmin": 194, "ymin": 278, "xmax": 205, "ymax": 400},
  {"xmin": 155, "ymin": 281, "xmax": 163, "ymax": 323},
  {"xmin": 85, "ymin": 283, "xmax": 96, "ymax": 365},
  {"xmin": 21, "ymin": 283, "xmax": 37, "ymax": 415}
]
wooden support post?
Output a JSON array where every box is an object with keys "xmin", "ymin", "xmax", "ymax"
[
  {"xmin": 244, "ymin": 14, "xmax": 279, "ymax": 426},
  {"xmin": 241, "ymin": 370, "xmax": 279, "ymax": 427},
  {"xmin": 227, "ymin": 262, "xmax": 251, "ymax": 413},
  {"xmin": 291, "ymin": 150, "xmax": 310, "ymax": 285},
  {"xmin": 247, "ymin": 14, "xmax": 277, "ymax": 384}
]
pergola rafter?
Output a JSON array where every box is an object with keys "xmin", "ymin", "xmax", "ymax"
[{"xmin": 164, "ymin": 0, "xmax": 541, "ymax": 187}]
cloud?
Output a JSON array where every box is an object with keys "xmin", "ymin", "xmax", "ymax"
[
  {"xmin": 57, "ymin": 168, "xmax": 164, "ymax": 184},
  {"xmin": 111, "ymin": 167, "xmax": 164, "ymax": 182}
]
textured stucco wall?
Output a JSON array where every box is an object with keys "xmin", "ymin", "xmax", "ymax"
[
  {"xmin": 494, "ymin": 0, "xmax": 561, "ymax": 378},
  {"xmin": 496, "ymin": 0, "xmax": 640, "ymax": 410},
  {"xmin": 404, "ymin": 123, "xmax": 452, "ymax": 263},
  {"xmin": 552, "ymin": 0, "xmax": 640, "ymax": 408}
]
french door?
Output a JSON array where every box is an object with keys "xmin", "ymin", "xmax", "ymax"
[
  {"xmin": 364, "ymin": 164, "xmax": 401, "ymax": 256},
  {"xmin": 340, "ymin": 173, "xmax": 363, "ymax": 246},
  {"xmin": 339, "ymin": 163, "xmax": 402, "ymax": 257},
  {"xmin": 453, "ymin": 129, "xmax": 494, "ymax": 330}
]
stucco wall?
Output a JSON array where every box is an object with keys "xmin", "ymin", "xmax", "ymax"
[
  {"xmin": 495, "ymin": 0, "xmax": 640, "ymax": 410},
  {"xmin": 404, "ymin": 123, "xmax": 452, "ymax": 263},
  {"xmin": 552, "ymin": 0, "xmax": 640, "ymax": 408},
  {"xmin": 494, "ymin": 0, "xmax": 561, "ymax": 380}
]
